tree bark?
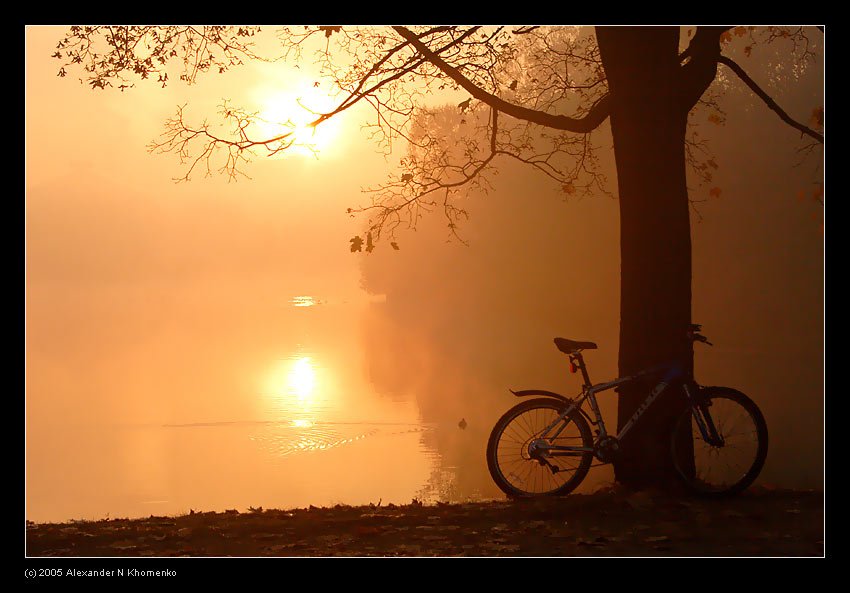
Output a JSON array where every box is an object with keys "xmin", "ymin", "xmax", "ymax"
[{"xmin": 596, "ymin": 27, "xmax": 695, "ymax": 489}]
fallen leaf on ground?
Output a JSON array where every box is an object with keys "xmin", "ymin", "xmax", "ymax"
[{"xmin": 109, "ymin": 540, "xmax": 138, "ymax": 550}]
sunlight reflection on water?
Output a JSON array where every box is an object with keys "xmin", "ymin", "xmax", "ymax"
[{"xmin": 26, "ymin": 297, "xmax": 449, "ymax": 523}]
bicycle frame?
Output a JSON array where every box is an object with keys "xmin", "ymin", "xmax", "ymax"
[{"xmin": 511, "ymin": 354, "xmax": 723, "ymax": 459}]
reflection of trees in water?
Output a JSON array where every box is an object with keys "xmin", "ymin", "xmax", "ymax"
[{"xmin": 359, "ymin": 149, "xmax": 622, "ymax": 500}]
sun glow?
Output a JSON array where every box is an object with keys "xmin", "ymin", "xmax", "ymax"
[
  {"xmin": 250, "ymin": 84, "xmax": 344, "ymax": 158},
  {"xmin": 264, "ymin": 355, "xmax": 319, "ymax": 411},
  {"xmin": 288, "ymin": 357, "xmax": 316, "ymax": 401}
]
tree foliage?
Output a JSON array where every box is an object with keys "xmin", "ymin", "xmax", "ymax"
[{"xmin": 53, "ymin": 25, "xmax": 822, "ymax": 247}]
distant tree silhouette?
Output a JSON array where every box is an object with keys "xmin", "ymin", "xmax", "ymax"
[{"xmin": 53, "ymin": 25, "xmax": 823, "ymax": 490}]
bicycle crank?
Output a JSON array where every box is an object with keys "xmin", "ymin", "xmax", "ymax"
[{"xmin": 594, "ymin": 436, "xmax": 620, "ymax": 463}]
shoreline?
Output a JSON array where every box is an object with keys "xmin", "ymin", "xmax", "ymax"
[{"xmin": 26, "ymin": 488, "xmax": 824, "ymax": 557}]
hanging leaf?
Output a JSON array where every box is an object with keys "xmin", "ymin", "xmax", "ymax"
[
  {"xmin": 365, "ymin": 232, "xmax": 375, "ymax": 253},
  {"xmin": 401, "ymin": 173, "xmax": 413, "ymax": 182},
  {"xmin": 350, "ymin": 236, "xmax": 363, "ymax": 252},
  {"xmin": 319, "ymin": 26, "xmax": 342, "ymax": 38},
  {"xmin": 390, "ymin": 242, "xmax": 400, "ymax": 250},
  {"xmin": 457, "ymin": 98, "xmax": 471, "ymax": 112}
]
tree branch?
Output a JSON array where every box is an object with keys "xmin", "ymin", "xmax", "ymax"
[
  {"xmin": 309, "ymin": 27, "xmax": 479, "ymax": 128},
  {"xmin": 718, "ymin": 55, "xmax": 824, "ymax": 143},
  {"xmin": 678, "ymin": 26, "xmax": 731, "ymax": 111},
  {"xmin": 393, "ymin": 26, "xmax": 610, "ymax": 134}
]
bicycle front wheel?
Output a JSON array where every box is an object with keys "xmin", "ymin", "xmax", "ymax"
[
  {"xmin": 487, "ymin": 398, "xmax": 593, "ymax": 497},
  {"xmin": 671, "ymin": 387, "xmax": 768, "ymax": 497}
]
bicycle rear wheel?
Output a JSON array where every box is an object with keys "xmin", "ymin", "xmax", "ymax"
[
  {"xmin": 671, "ymin": 387, "xmax": 768, "ymax": 497},
  {"xmin": 487, "ymin": 398, "xmax": 593, "ymax": 497}
]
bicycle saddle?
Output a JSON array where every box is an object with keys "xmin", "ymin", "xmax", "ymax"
[{"xmin": 554, "ymin": 337, "xmax": 598, "ymax": 354}]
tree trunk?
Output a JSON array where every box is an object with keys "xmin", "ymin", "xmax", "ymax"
[{"xmin": 596, "ymin": 27, "xmax": 695, "ymax": 490}]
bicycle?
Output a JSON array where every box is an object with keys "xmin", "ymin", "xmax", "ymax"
[{"xmin": 486, "ymin": 325, "xmax": 768, "ymax": 498}]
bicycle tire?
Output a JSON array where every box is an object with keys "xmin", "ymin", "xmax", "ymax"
[
  {"xmin": 671, "ymin": 386, "xmax": 768, "ymax": 497},
  {"xmin": 487, "ymin": 397, "xmax": 594, "ymax": 497}
]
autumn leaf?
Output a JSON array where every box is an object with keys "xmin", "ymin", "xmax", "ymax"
[
  {"xmin": 350, "ymin": 236, "xmax": 363, "ymax": 252},
  {"xmin": 457, "ymin": 98, "xmax": 471, "ymax": 112},
  {"xmin": 744, "ymin": 45, "xmax": 753, "ymax": 57},
  {"xmin": 562, "ymin": 182, "xmax": 576, "ymax": 195},
  {"xmin": 401, "ymin": 173, "xmax": 413, "ymax": 182},
  {"xmin": 390, "ymin": 242, "xmax": 400, "ymax": 250},
  {"xmin": 709, "ymin": 187, "xmax": 722, "ymax": 198},
  {"xmin": 720, "ymin": 31, "xmax": 733, "ymax": 44},
  {"xmin": 110, "ymin": 540, "xmax": 138, "ymax": 550},
  {"xmin": 508, "ymin": 80, "xmax": 518, "ymax": 91},
  {"xmin": 734, "ymin": 26, "xmax": 747, "ymax": 37},
  {"xmin": 319, "ymin": 26, "xmax": 342, "ymax": 38},
  {"xmin": 365, "ymin": 232, "xmax": 375, "ymax": 253}
]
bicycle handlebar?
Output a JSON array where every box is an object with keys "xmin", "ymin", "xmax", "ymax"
[
  {"xmin": 687, "ymin": 323, "xmax": 713, "ymax": 346},
  {"xmin": 690, "ymin": 332, "xmax": 713, "ymax": 346}
]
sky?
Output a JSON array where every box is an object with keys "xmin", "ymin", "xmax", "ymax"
[{"xmin": 25, "ymin": 26, "xmax": 824, "ymax": 521}]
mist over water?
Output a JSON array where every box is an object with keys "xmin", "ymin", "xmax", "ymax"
[
  {"xmin": 25, "ymin": 27, "xmax": 822, "ymax": 523},
  {"xmin": 359, "ymin": 56, "xmax": 824, "ymax": 497}
]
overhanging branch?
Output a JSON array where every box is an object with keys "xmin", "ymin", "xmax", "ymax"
[
  {"xmin": 393, "ymin": 26, "xmax": 610, "ymax": 134},
  {"xmin": 718, "ymin": 55, "xmax": 823, "ymax": 144}
]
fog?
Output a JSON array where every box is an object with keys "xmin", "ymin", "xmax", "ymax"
[
  {"xmin": 359, "ymin": 47, "xmax": 823, "ymax": 497},
  {"xmin": 26, "ymin": 26, "xmax": 822, "ymax": 521}
]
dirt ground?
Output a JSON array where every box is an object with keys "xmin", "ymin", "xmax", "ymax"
[{"xmin": 26, "ymin": 487, "xmax": 824, "ymax": 557}]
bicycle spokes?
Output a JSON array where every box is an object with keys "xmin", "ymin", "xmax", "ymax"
[
  {"xmin": 487, "ymin": 399, "xmax": 594, "ymax": 496},
  {"xmin": 673, "ymin": 391, "xmax": 767, "ymax": 495}
]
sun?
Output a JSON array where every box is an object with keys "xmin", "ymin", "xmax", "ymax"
[{"xmin": 250, "ymin": 83, "xmax": 343, "ymax": 158}]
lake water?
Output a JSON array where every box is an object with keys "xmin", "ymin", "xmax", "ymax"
[{"xmin": 25, "ymin": 295, "xmax": 461, "ymax": 524}]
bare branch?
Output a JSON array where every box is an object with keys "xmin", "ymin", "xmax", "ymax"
[
  {"xmin": 309, "ymin": 27, "xmax": 480, "ymax": 128},
  {"xmin": 393, "ymin": 26, "xmax": 611, "ymax": 134},
  {"xmin": 147, "ymin": 102, "xmax": 297, "ymax": 182},
  {"xmin": 718, "ymin": 55, "xmax": 823, "ymax": 143}
]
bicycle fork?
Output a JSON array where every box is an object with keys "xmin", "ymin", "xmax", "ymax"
[{"xmin": 684, "ymin": 384, "xmax": 725, "ymax": 447}]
